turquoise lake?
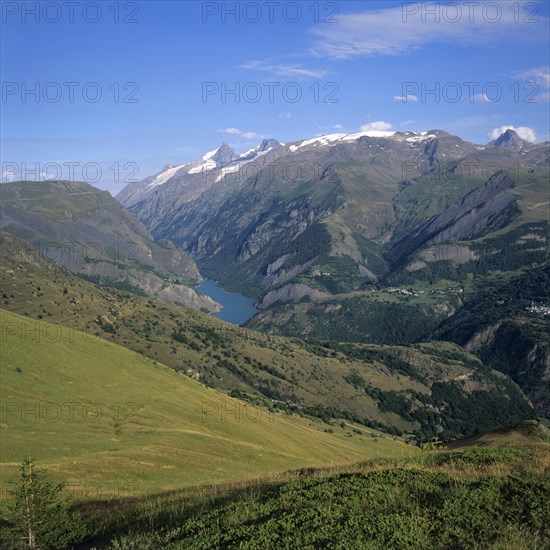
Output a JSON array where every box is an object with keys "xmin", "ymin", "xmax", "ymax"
[{"xmin": 197, "ymin": 280, "xmax": 258, "ymax": 325}]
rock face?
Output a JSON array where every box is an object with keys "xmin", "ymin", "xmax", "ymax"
[
  {"xmin": 389, "ymin": 172, "xmax": 519, "ymax": 262},
  {"xmin": 211, "ymin": 142, "xmax": 236, "ymax": 165},
  {"xmin": 264, "ymin": 257, "xmax": 317, "ymax": 288},
  {"xmin": 259, "ymin": 283, "xmax": 330, "ymax": 309},
  {"xmin": 0, "ymin": 180, "xmax": 220, "ymax": 312}
]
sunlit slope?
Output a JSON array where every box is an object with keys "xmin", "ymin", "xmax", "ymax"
[
  {"xmin": 0, "ymin": 309, "xmax": 402, "ymax": 498},
  {"xmin": 450, "ymin": 420, "xmax": 550, "ymax": 450}
]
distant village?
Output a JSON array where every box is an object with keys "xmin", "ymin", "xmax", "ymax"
[
  {"xmin": 526, "ymin": 301, "xmax": 550, "ymax": 316},
  {"xmin": 382, "ymin": 286, "xmax": 464, "ymax": 297}
]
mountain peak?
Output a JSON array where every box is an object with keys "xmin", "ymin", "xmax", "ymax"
[
  {"xmin": 212, "ymin": 142, "xmax": 236, "ymax": 165},
  {"xmin": 258, "ymin": 138, "xmax": 283, "ymax": 152},
  {"xmin": 489, "ymin": 129, "xmax": 529, "ymax": 148}
]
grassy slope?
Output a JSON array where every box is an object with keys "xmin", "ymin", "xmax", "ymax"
[
  {"xmin": 81, "ymin": 446, "xmax": 549, "ymax": 549},
  {"xmin": 0, "ymin": 308, "xmax": 402, "ymax": 499},
  {"xmin": 0, "ymin": 232, "xmax": 534, "ymax": 439},
  {"xmin": 450, "ymin": 420, "xmax": 550, "ymax": 450},
  {"xmin": 0, "ymin": 181, "xmax": 214, "ymax": 312},
  {"xmin": 0, "ymin": 180, "xmax": 113, "ymax": 219}
]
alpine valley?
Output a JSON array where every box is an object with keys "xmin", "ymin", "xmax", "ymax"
[
  {"xmin": 116, "ymin": 128, "xmax": 550, "ymax": 417},
  {"xmin": 4, "ymin": 2, "xmax": 550, "ymax": 546}
]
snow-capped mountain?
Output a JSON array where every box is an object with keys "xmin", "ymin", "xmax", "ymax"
[
  {"xmin": 116, "ymin": 128, "xmax": 547, "ymax": 298},
  {"xmin": 286, "ymin": 130, "xmax": 441, "ymax": 152},
  {"xmin": 117, "ymin": 130, "xmax": 445, "ymax": 208},
  {"xmin": 187, "ymin": 142, "xmax": 237, "ymax": 175},
  {"xmin": 117, "ymin": 139, "xmax": 284, "ymax": 208},
  {"xmin": 488, "ymin": 128, "xmax": 532, "ymax": 149}
]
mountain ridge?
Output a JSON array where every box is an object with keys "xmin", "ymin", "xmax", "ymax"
[
  {"xmin": 0, "ymin": 180, "xmax": 220, "ymax": 312},
  {"xmin": 117, "ymin": 128, "xmax": 540, "ymax": 210}
]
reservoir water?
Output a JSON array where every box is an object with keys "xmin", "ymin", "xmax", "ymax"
[{"xmin": 197, "ymin": 279, "xmax": 258, "ymax": 325}]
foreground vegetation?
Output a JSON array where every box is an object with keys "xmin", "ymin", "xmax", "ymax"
[
  {"xmin": 1, "ymin": 458, "xmax": 85, "ymax": 549},
  {"xmin": 0, "ymin": 446, "xmax": 534, "ymax": 549},
  {"xmin": 2, "ymin": 446, "xmax": 547, "ymax": 549}
]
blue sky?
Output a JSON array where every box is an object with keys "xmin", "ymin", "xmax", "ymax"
[{"xmin": 1, "ymin": 0, "xmax": 549, "ymax": 193}]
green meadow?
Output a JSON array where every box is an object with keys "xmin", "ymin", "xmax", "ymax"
[{"xmin": 0, "ymin": 309, "xmax": 402, "ymax": 500}]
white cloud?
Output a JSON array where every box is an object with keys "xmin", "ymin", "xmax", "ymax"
[
  {"xmin": 393, "ymin": 94, "xmax": 418, "ymax": 102},
  {"xmin": 488, "ymin": 125, "xmax": 537, "ymax": 143},
  {"xmin": 514, "ymin": 66, "xmax": 550, "ymax": 102},
  {"xmin": 217, "ymin": 128, "xmax": 241, "ymax": 135},
  {"xmin": 515, "ymin": 66, "xmax": 550, "ymax": 89},
  {"xmin": 241, "ymin": 60, "xmax": 327, "ymax": 79},
  {"xmin": 359, "ymin": 121, "xmax": 393, "ymax": 131},
  {"xmin": 310, "ymin": 2, "xmax": 548, "ymax": 59},
  {"xmin": 217, "ymin": 128, "xmax": 257, "ymax": 140},
  {"xmin": 278, "ymin": 112, "xmax": 292, "ymax": 119},
  {"xmin": 473, "ymin": 93, "xmax": 493, "ymax": 103}
]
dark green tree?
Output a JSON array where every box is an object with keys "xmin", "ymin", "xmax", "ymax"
[{"xmin": 1, "ymin": 457, "xmax": 85, "ymax": 549}]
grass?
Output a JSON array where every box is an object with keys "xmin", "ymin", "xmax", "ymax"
[
  {"xmin": 0, "ymin": 308, "xmax": 403, "ymax": 501},
  {"xmin": 0, "ymin": 181, "xmax": 213, "ymax": 312},
  {"xmin": 450, "ymin": 420, "xmax": 550, "ymax": 450},
  {"xmin": 73, "ymin": 446, "xmax": 550, "ymax": 549},
  {"xmin": 0, "ymin": 180, "xmax": 112, "ymax": 220}
]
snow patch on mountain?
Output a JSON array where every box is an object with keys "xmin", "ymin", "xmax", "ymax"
[
  {"xmin": 188, "ymin": 159, "xmax": 217, "ymax": 174},
  {"xmin": 341, "ymin": 130, "xmax": 396, "ymax": 140},
  {"xmin": 203, "ymin": 149, "xmax": 218, "ymax": 160},
  {"xmin": 405, "ymin": 134, "xmax": 437, "ymax": 143},
  {"xmin": 288, "ymin": 129, "xmax": 416, "ymax": 152},
  {"xmin": 215, "ymin": 141, "xmax": 281, "ymax": 183},
  {"xmin": 144, "ymin": 164, "xmax": 187, "ymax": 190},
  {"xmin": 188, "ymin": 143, "xmax": 238, "ymax": 175}
]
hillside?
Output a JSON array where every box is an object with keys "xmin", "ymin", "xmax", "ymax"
[
  {"xmin": 0, "ymin": 231, "xmax": 534, "ymax": 441},
  {"xmin": 77, "ymin": 447, "xmax": 549, "ymax": 548},
  {"xmin": 246, "ymin": 164, "xmax": 549, "ymax": 343},
  {"xmin": 0, "ymin": 308, "xmax": 403, "ymax": 499},
  {"xmin": 0, "ymin": 180, "xmax": 218, "ymax": 312},
  {"xmin": 248, "ymin": 265, "xmax": 550, "ymax": 418},
  {"xmin": 246, "ymin": 287, "xmax": 461, "ymax": 344},
  {"xmin": 433, "ymin": 266, "xmax": 550, "ymax": 416},
  {"xmin": 449, "ymin": 420, "xmax": 550, "ymax": 450}
]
